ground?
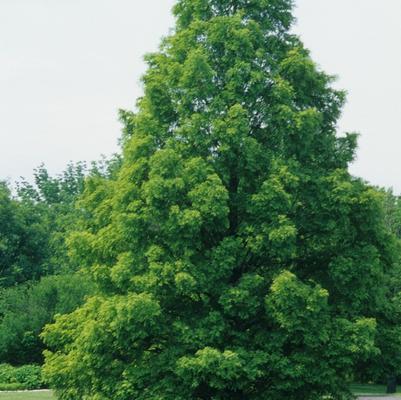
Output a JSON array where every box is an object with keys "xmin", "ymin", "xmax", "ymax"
[
  {"xmin": 351, "ymin": 384, "xmax": 401, "ymax": 396},
  {"xmin": 0, "ymin": 387, "xmax": 400, "ymax": 399},
  {"xmin": 0, "ymin": 391, "xmax": 54, "ymax": 400}
]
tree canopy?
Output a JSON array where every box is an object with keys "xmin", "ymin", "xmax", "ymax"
[
  {"xmin": 0, "ymin": 274, "xmax": 94, "ymax": 365},
  {"xmin": 0, "ymin": 182, "xmax": 48, "ymax": 287},
  {"xmin": 40, "ymin": 0, "xmax": 400, "ymax": 399},
  {"xmin": 0, "ymin": 159, "xmax": 119, "ymax": 366}
]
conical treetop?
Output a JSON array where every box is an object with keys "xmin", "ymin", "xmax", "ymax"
[{"xmin": 173, "ymin": 0, "xmax": 294, "ymax": 31}]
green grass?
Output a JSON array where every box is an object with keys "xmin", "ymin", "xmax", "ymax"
[
  {"xmin": 0, "ymin": 391, "xmax": 54, "ymax": 400},
  {"xmin": 0, "ymin": 388, "xmax": 395, "ymax": 400},
  {"xmin": 351, "ymin": 384, "xmax": 401, "ymax": 395}
]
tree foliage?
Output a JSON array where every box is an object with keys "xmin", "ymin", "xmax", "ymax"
[
  {"xmin": 41, "ymin": 1, "xmax": 399, "ymax": 399},
  {"xmin": 0, "ymin": 159, "xmax": 119, "ymax": 364},
  {"xmin": 0, "ymin": 274, "xmax": 94, "ymax": 365},
  {"xmin": 353, "ymin": 189, "xmax": 401, "ymax": 386},
  {"xmin": 0, "ymin": 163, "xmax": 88, "ymax": 288},
  {"xmin": 16, "ymin": 158, "xmax": 121, "ymax": 277},
  {"xmin": 0, "ymin": 182, "xmax": 48, "ymax": 287}
]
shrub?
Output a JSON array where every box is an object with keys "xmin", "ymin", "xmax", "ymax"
[
  {"xmin": 0, "ymin": 383, "xmax": 26, "ymax": 391},
  {"xmin": 0, "ymin": 364, "xmax": 43, "ymax": 390},
  {"xmin": 0, "ymin": 273, "xmax": 94, "ymax": 365}
]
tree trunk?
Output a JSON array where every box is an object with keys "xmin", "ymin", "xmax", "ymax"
[{"xmin": 387, "ymin": 375, "xmax": 397, "ymax": 394}]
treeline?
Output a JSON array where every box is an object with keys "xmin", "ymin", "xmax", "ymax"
[
  {"xmin": 0, "ymin": 157, "xmax": 120, "ymax": 365},
  {"xmin": 2, "ymin": 155, "xmax": 401, "ymax": 391}
]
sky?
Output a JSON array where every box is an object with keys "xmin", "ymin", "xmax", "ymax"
[{"xmin": 1, "ymin": 1, "xmax": 400, "ymax": 192}]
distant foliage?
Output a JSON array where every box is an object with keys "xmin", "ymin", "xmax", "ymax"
[
  {"xmin": 0, "ymin": 156, "xmax": 119, "ymax": 367},
  {"xmin": 0, "ymin": 162, "xmax": 86, "ymax": 288},
  {"xmin": 0, "ymin": 273, "xmax": 94, "ymax": 365},
  {"xmin": 382, "ymin": 189, "xmax": 401, "ymax": 239},
  {"xmin": 352, "ymin": 189, "xmax": 401, "ymax": 385},
  {"xmin": 16, "ymin": 157, "xmax": 121, "ymax": 278},
  {"xmin": 0, "ymin": 364, "xmax": 43, "ymax": 390},
  {"xmin": 0, "ymin": 182, "xmax": 49, "ymax": 286}
]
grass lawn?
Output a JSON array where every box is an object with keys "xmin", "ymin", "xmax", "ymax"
[
  {"xmin": 3, "ymin": 386, "xmax": 401, "ymax": 399},
  {"xmin": 351, "ymin": 384, "xmax": 401, "ymax": 395},
  {"xmin": 0, "ymin": 391, "xmax": 54, "ymax": 400}
]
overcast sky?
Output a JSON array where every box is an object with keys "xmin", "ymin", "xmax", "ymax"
[{"xmin": 1, "ymin": 1, "xmax": 400, "ymax": 192}]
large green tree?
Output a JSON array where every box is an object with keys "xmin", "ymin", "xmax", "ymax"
[{"xmin": 42, "ymin": 1, "xmax": 398, "ymax": 399}]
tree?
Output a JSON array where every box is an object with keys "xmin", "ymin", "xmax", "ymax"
[
  {"xmin": 15, "ymin": 163, "xmax": 88, "ymax": 277},
  {"xmin": 381, "ymin": 189, "xmax": 401, "ymax": 239},
  {"xmin": 42, "ymin": 1, "xmax": 398, "ymax": 399},
  {"xmin": 0, "ymin": 160, "xmax": 118, "ymax": 364},
  {"xmin": 353, "ymin": 188, "xmax": 401, "ymax": 393},
  {"xmin": 15, "ymin": 157, "xmax": 121, "ymax": 277},
  {"xmin": 0, "ymin": 164, "xmax": 88, "ymax": 288},
  {"xmin": 0, "ymin": 274, "xmax": 94, "ymax": 365},
  {"xmin": 0, "ymin": 182, "xmax": 49, "ymax": 287}
]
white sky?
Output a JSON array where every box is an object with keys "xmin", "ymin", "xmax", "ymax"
[{"xmin": 0, "ymin": 1, "xmax": 400, "ymax": 192}]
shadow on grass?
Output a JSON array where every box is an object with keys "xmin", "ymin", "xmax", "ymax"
[{"xmin": 351, "ymin": 384, "xmax": 401, "ymax": 396}]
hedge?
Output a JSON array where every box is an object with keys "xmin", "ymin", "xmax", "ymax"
[{"xmin": 0, "ymin": 364, "xmax": 43, "ymax": 390}]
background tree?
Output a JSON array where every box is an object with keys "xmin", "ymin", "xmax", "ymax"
[
  {"xmin": 353, "ymin": 189, "xmax": 401, "ymax": 393},
  {"xmin": 0, "ymin": 163, "xmax": 88, "ymax": 288},
  {"xmin": 381, "ymin": 189, "xmax": 401, "ymax": 239},
  {"xmin": 16, "ymin": 162, "xmax": 87, "ymax": 276},
  {"xmin": 0, "ymin": 182, "xmax": 48, "ymax": 286},
  {"xmin": 0, "ymin": 274, "xmax": 94, "ymax": 365},
  {"xmin": 0, "ymin": 157, "xmax": 120, "ymax": 365},
  {"xmin": 15, "ymin": 157, "xmax": 121, "ymax": 277},
  {"xmin": 42, "ymin": 1, "xmax": 399, "ymax": 399}
]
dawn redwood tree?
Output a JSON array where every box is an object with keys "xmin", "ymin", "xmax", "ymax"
[{"xmin": 42, "ymin": 0, "xmax": 398, "ymax": 399}]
